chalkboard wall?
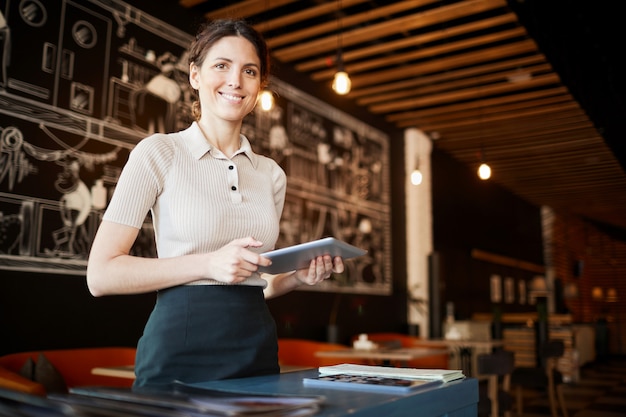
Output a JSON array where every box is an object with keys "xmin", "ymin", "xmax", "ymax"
[{"xmin": 0, "ymin": 0, "xmax": 543, "ymax": 355}]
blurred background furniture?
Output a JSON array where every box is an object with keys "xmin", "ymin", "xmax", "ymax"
[
  {"xmin": 355, "ymin": 332, "xmax": 450, "ymax": 369},
  {"xmin": 474, "ymin": 312, "xmax": 590, "ymax": 383},
  {"xmin": 413, "ymin": 320, "xmax": 501, "ymax": 377},
  {"xmin": 0, "ymin": 347, "xmax": 136, "ymax": 395},
  {"xmin": 315, "ymin": 345, "xmax": 447, "ymax": 367},
  {"xmin": 477, "ymin": 349, "xmax": 515, "ymax": 417},
  {"xmin": 277, "ymin": 338, "xmax": 361, "ymax": 369},
  {"xmin": 353, "ymin": 332, "xmax": 419, "ymax": 348},
  {"xmin": 418, "ymin": 339, "xmax": 504, "ymax": 377},
  {"xmin": 510, "ymin": 340, "xmax": 568, "ymax": 417}
]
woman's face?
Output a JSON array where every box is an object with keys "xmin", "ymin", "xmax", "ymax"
[{"xmin": 189, "ymin": 36, "xmax": 261, "ymax": 124}]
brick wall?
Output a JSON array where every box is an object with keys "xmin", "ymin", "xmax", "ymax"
[{"xmin": 552, "ymin": 211, "xmax": 626, "ymax": 354}]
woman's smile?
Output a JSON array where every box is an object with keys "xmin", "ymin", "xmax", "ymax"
[{"xmin": 219, "ymin": 91, "xmax": 245, "ymax": 104}]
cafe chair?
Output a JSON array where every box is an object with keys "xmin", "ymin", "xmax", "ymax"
[
  {"xmin": 477, "ymin": 349, "xmax": 514, "ymax": 417},
  {"xmin": 510, "ymin": 339, "xmax": 568, "ymax": 417},
  {"xmin": 0, "ymin": 347, "xmax": 136, "ymax": 395}
]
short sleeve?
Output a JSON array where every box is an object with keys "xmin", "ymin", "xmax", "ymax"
[{"xmin": 103, "ymin": 135, "xmax": 174, "ymax": 228}]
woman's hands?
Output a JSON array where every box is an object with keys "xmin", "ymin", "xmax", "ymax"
[
  {"xmin": 293, "ymin": 255, "xmax": 344, "ymax": 286},
  {"xmin": 88, "ymin": 222, "xmax": 342, "ymax": 297},
  {"xmin": 205, "ymin": 240, "xmax": 346, "ymax": 300},
  {"xmin": 207, "ymin": 239, "xmax": 344, "ymax": 286}
]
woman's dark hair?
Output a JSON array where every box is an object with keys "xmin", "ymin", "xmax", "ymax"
[{"xmin": 188, "ymin": 19, "xmax": 271, "ymax": 120}]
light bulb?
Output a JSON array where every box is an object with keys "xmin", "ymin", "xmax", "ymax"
[
  {"xmin": 332, "ymin": 71, "xmax": 351, "ymax": 95},
  {"xmin": 478, "ymin": 163, "xmax": 491, "ymax": 180},
  {"xmin": 411, "ymin": 169, "xmax": 423, "ymax": 185},
  {"xmin": 259, "ymin": 90, "xmax": 274, "ymax": 111}
]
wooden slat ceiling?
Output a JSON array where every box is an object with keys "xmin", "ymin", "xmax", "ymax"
[{"xmin": 178, "ymin": 0, "xmax": 626, "ymax": 231}]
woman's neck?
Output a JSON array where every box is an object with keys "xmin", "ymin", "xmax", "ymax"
[{"xmin": 197, "ymin": 118, "xmax": 242, "ymax": 158}]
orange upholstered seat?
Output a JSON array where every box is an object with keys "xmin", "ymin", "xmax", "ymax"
[{"xmin": 0, "ymin": 347, "xmax": 136, "ymax": 395}]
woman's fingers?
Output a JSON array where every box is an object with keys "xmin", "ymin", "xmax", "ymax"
[{"xmin": 295, "ymin": 255, "xmax": 343, "ymax": 285}]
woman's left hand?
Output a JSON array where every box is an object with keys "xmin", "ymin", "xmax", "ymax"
[{"xmin": 294, "ymin": 255, "xmax": 344, "ymax": 286}]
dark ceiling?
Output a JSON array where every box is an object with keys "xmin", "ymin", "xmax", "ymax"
[{"xmin": 139, "ymin": 0, "xmax": 626, "ymax": 233}]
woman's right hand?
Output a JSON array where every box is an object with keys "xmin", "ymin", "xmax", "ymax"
[{"xmin": 204, "ymin": 237, "xmax": 272, "ymax": 284}]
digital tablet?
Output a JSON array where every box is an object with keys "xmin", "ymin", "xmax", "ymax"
[{"xmin": 258, "ymin": 237, "xmax": 367, "ymax": 274}]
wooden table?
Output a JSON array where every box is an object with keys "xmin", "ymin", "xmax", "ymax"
[
  {"xmin": 315, "ymin": 347, "xmax": 447, "ymax": 366},
  {"xmin": 417, "ymin": 339, "xmax": 505, "ymax": 349},
  {"xmin": 416, "ymin": 339, "xmax": 505, "ymax": 376},
  {"xmin": 189, "ymin": 368, "xmax": 479, "ymax": 417},
  {"xmin": 92, "ymin": 365, "xmax": 135, "ymax": 379},
  {"xmin": 91, "ymin": 364, "xmax": 314, "ymax": 379}
]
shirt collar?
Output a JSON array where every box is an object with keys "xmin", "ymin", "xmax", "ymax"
[{"xmin": 182, "ymin": 122, "xmax": 258, "ymax": 168}]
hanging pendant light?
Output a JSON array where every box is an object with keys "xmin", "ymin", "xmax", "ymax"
[
  {"xmin": 332, "ymin": 68, "xmax": 351, "ymax": 95},
  {"xmin": 477, "ymin": 146, "xmax": 491, "ymax": 180},
  {"xmin": 478, "ymin": 162, "xmax": 491, "ymax": 180},
  {"xmin": 474, "ymin": 88, "xmax": 492, "ymax": 180},
  {"xmin": 259, "ymin": 90, "xmax": 274, "ymax": 111},
  {"xmin": 332, "ymin": 0, "xmax": 351, "ymax": 95},
  {"xmin": 411, "ymin": 156, "xmax": 423, "ymax": 185}
]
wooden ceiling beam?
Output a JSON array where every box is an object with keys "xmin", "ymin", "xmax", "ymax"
[
  {"xmin": 311, "ymin": 27, "xmax": 528, "ymax": 80},
  {"xmin": 463, "ymin": 137, "xmax": 606, "ymax": 157},
  {"xmin": 273, "ymin": 0, "xmax": 506, "ymax": 61},
  {"xmin": 350, "ymin": 55, "xmax": 547, "ymax": 99},
  {"xmin": 411, "ymin": 99, "xmax": 581, "ymax": 130},
  {"xmin": 369, "ymin": 72, "xmax": 560, "ymax": 113},
  {"xmin": 265, "ymin": 0, "xmax": 430, "ymax": 48},
  {"xmin": 392, "ymin": 94, "xmax": 571, "ymax": 128},
  {"xmin": 344, "ymin": 40, "xmax": 539, "ymax": 87},
  {"xmin": 178, "ymin": 0, "xmax": 207, "ymax": 8},
  {"xmin": 357, "ymin": 63, "xmax": 552, "ymax": 106},
  {"xmin": 435, "ymin": 116, "xmax": 594, "ymax": 141},
  {"xmin": 501, "ymin": 179, "xmax": 625, "ymax": 195},
  {"xmin": 462, "ymin": 133, "xmax": 600, "ymax": 152},
  {"xmin": 434, "ymin": 122, "xmax": 596, "ymax": 146},
  {"xmin": 201, "ymin": 0, "xmax": 296, "ymax": 19},
  {"xmin": 387, "ymin": 86, "xmax": 566, "ymax": 123},
  {"xmin": 490, "ymin": 157, "xmax": 621, "ymax": 175},
  {"xmin": 296, "ymin": 13, "xmax": 519, "ymax": 72},
  {"xmin": 420, "ymin": 102, "xmax": 583, "ymax": 128}
]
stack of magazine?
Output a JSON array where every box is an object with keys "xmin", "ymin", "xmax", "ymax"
[
  {"xmin": 303, "ymin": 364, "xmax": 465, "ymax": 394},
  {"xmin": 0, "ymin": 384, "xmax": 323, "ymax": 417}
]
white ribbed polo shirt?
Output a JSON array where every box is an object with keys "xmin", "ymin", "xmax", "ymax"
[{"xmin": 103, "ymin": 122, "xmax": 287, "ymax": 286}]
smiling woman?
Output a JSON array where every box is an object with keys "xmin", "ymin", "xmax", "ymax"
[{"xmin": 86, "ymin": 18, "xmax": 346, "ymax": 392}]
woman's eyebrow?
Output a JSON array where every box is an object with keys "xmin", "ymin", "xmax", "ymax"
[
  {"xmin": 242, "ymin": 61, "xmax": 260, "ymax": 70},
  {"xmin": 213, "ymin": 57, "xmax": 259, "ymax": 69}
]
